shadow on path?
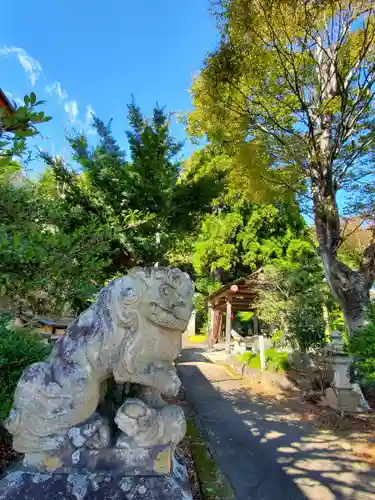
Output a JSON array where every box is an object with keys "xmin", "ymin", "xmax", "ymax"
[{"xmin": 178, "ymin": 349, "xmax": 375, "ymax": 500}]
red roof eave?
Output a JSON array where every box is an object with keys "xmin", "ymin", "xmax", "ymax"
[{"xmin": 0, "ymin": 88, "xmax": 15, "ymax": 114}]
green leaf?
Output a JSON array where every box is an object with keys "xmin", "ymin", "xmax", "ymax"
[
  {"xmin": 30, "ymin": 92, "xmax": 36, "ymax": 105},
  {"xmin": 14, "ymin": 130, "xmax": 35, "ymax": 138}
]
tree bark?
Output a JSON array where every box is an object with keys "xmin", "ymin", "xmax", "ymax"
[
  {"xmin": 320, "ymin": 249, "xmax": 371, "ymax": 335},
  {"xmin": 311, "ymin": 161, "xmax": 372, "ymax": 335},
  {"xmin": 311, "ymin": 42, "xmax": 374, "ymax": 335}
]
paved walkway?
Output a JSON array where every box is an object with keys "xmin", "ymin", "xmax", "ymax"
[{"xmin": 178, "ymin": 347, "xmax": 375, "ymax": 500}]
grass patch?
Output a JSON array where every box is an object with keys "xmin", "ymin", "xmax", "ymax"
[
  {"xmin": 186, "ymin": 414, "xmax": 235, "ymax": 500},
  {"xmin": 237, "ymin": 348, "xmax": 290, "ymax": 373},
  {"xmin": 188, "ymin": 334, "xmax": 208, "ymax": 343}
]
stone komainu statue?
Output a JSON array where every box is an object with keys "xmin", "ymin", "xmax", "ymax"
[{"xmin": 5, "ymin": 267, "xmax": 194, "ymax": 455}]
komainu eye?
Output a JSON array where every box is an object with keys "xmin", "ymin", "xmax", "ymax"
[{"xmin": 122, "ymin": 287, "xmax": 137, "ymax": 303}]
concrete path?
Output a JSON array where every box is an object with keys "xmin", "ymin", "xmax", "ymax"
[{"xmin": 178, "ymin": 347, "xmax": 375, "ymax": 500}]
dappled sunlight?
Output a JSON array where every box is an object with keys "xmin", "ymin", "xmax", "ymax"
[
  {"xmin": 178, "ymin": 350, "xmax": 375, "ymax": 499},
  {"xmin": 262, "ymin": 431, "xmax": 285, "ymax": 441},
  {"xmin": 293, "ymin": 458, "xmax": 342, "ymax": 472},
  {"xmin": 278, "ymin": 447, "xmax": 296, "ymax": 454}
]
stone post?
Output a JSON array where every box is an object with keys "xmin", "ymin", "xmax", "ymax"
[
  {"xmin": 253, "ymin": 311, "xmax": 259, "ymax": 335},
  {"xmin": 225, "ymin": 299, "xmax": 232, "ymax": 352},
  {"xmin": 186, "ymin": 310, "xmax": 196, "ymax": 337},
  {"xmin": 259, "ymin": 335, "xmax": 266, "ymax": 372}
]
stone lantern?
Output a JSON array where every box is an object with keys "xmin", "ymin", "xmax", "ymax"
[{"xmin": 322, "ymin": 331, "xmax": 365, "ymax": 413}]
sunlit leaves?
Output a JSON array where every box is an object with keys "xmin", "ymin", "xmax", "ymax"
[{"xmin": 0, "ymin": 92, "xmax": 51, "ymax": 166}]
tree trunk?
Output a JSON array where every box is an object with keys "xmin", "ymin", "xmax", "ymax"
[
  {"xmin": 311, "ymin": 42, "xmax": 374, "ymax": 335},
  {"xmin": 320, "ymin": 251, "xmax": 371, "ymax": 335},
  {"xmin": 312, "ymin": 169, "xmax": 372, "ymax": 335}
]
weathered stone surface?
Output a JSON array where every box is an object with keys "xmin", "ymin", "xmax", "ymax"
[
  {"xmin": 0, "ymin": 454, "xmax": 193, "ymax": 500},
  {"xmin": 115, "ymin": 399, "xmax": 186, "ymax": 449},
  {"xmin": 5, "ymin": 267, "xmax": 194, "ymax": 455},
  {"xmin": 337, "ymin": 388, "xmax": 363, "ymax": 413},
  {"xmin": 320, "ymin": 387, "xmax": 339, "ymax": 409},
  {"xmin": 2, "ymin": 267, "xmax": 194, "ymax": 498},
  {"xmin": 323, "ymin": 331, "xmax": 370, "ymax": 413},
  {"xmin": 21, "ymin": 445, "xmax": 173, "ymax": 475}
]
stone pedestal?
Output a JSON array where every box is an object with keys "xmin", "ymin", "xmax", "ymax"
[
  {"xmin": 337, "ymin": 388, "xmax": 363, "ymax": 413},
  {"xmin": 0, "ymin": 267, "xmax": 195, "ymax": 500},
  {"xmin": 322, "ymin": 331, "xmax": 368, "ymax": 414},
  {"xmin": 22, "ymin": 444, "xmax": 173, "ymax": 475},
  {"xmin": 0, "ymin": 452, "xmax": 192, "ymax": 500}
]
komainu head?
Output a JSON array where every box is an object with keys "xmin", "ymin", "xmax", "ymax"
[{"xmin": 111, "ymin": 266, "xmax": 194, "ymax": 333}]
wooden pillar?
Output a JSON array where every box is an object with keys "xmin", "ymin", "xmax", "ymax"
[
  {"xmin": 208, "ymin": 304, "xmax": 214, "ymax": 350},
  {"xmin": 225, "ymin": 298, "xmax": 232, "ymax": 352}
]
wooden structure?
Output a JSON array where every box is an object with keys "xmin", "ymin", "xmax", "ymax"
[
  {"xmin": 0, "ymin": 89, "xmax": 15, "ymax": 114},
  {"xmin": 18, "ymin": 314, "xmax": 75, "ymax": 343},
  {"xmin": 207, "ymin": 270, "xmax": 265, "ymax": 352}
]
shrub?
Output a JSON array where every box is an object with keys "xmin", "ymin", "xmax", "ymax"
[
  {"xmin": 349, "ymin": 311, "xmax": 375, "ymax": 387},
  {"xmin": 0, "ymin": 314, "xmax": 52, "ymax": 421},
  {"xmin": 237, "ymin": 348, "xmax": 290, "ymax": 372},
  {"xmin": 237, "ymin": 352, "xmax": 255, "ymax": 365},
  {"xmin": 286, "ymin": 301, "xmax": 326, "ymax": 352},
  {"xmin": 265, "ymin": 348, "xmax": 290, "ymax": 372}
]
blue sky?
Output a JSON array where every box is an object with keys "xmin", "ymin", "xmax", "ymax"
[{"xmin": 0, "ymin": 1, "xmax": 218, "ymax": 173}]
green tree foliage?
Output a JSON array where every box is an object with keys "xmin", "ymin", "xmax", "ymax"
[
  {"xmin": 193, "ymin": 202, "xmax": 306, "ymax": 277},
  {"xmin": 188, "ymin": 0, "xmax": 375, "ymax": 334},
  {"xmin": 42, "ymin": 102, "xmax": 222, "ymax": 272},
  {"xmin": 0, "ymin": 92, "xmax": 51, "ymax": 167},
  {"xmin": 258, "ymin": 241, "xmax": 328, "ymax": 351},
  {"xmin": 0, "ymin": 177, "xmax": 111, "ymax": 316},
  {"xmin": 171, "ymin": 136, "xmax": 326, "ymax": 335},
  {"xmin": 180, "ymin": 144, "xmax": 315, "ymax": 319},
  {"xmin": 349, "ymin": 305, "xmax": 375, "ymax": 386},
  {"xmin": 0, "ymin": 100, "xmax": 222, "ymax": 317}
]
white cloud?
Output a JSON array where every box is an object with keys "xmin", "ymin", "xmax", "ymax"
[
  {"xmin": 85, "ymin": 105, "xmax": 97, "ymax": 135},
  {"xmin": 46, "ymin": 81, "xmax": 68, "ymax": 101},
  {"xmin": 1, "ymin": 47, "xmax": 95, "ymax": 134},
  {"xmin": 64, "ymin": 100, "xmax": 79, "ymax": 123},
  {"xmin": 69, "ymin": 104, "xmax": 96, "ymax": 135},
  {"xmin": 4, "ymin": 90, "xmax": 24, "ymax": 108},
  {"xmin": 14, "ymin": 97, "xmax": 24, "ymax": 107},
  {"xmin": 0, "ymin": 46, "xmax": 42, "ymax": 86},
  {"xmin": 85, "ymin": 104, "xmax": 95, "ymax": 125},
  {"xmin": 85, "ymin": 104, "xmax": 95, "ymax": 122}
]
